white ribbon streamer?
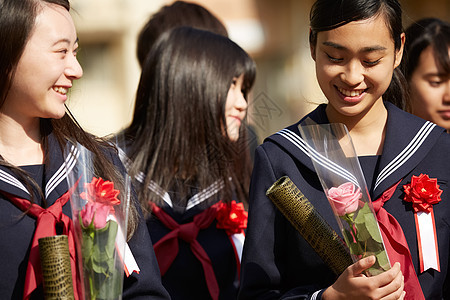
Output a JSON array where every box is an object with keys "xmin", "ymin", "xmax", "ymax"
[{"xmin": 416, "ymin": 211, "xmax": 440, "ymax": 272}]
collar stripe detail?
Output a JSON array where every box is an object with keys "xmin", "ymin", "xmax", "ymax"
[
  {"xmin": 0, "ymin": 169, "xmax": 28, "ymax": 194},
  {"xmin": 186, "ymin": 179, "xmax": 224, "ymax": 211},
  {"xmin": 119, "ymin": 147, "xmax": 225, "ymax": 210},
  {"xmin": 45, "ymin": 144, "xmax": 79, "ymax": 198},
  {"xmin": 277, "ymin": 129, "xmax": 358, "ymax": 186},
  {"xmin": 148, "ymin": 180, "xmax": 173, "ymax": 208},
  {"xmin": 146, "ymin": 178, "xmax": 224, "ymax": 211},
  {"xmin": 374, "ymin": 121, "xmax": 435, "ymax": 190}
]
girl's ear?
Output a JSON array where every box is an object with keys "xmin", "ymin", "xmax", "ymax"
[
  {"xmin": 394, "ymin": 32, "xmax": 406, "ymax": 69},
  {"xmin": 310, "ymin": 44, "xmax": 316, "ymax": 61},
  {"xmin": 310, "ymin": 29, "xmax": 317, "ymax": 61}
]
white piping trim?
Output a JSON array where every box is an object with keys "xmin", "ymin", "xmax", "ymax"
[
  {"xmin": 277, "ymin": 129, "xmax": 358, "ymax": 186},
  {"xmin": 186, "ymin": 179, "xmax": 224, "ymax": 211},
  {"xmin": 0, "ymin": 169, "xmax": 29, "ymax": 194},
  {"xmin": 45, "ymin": 144, "xmax": 79, "ymax": 198},
  {"xmin": 374, "ymin": 121, "xmax": 435, "ymax": 189}
]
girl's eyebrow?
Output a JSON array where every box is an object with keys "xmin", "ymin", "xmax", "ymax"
[
  {"xmin": 322, "ymin": 41, "xmax": 387, "ymax": 53},
  {"xmin": 52, "ymin": 37, "xmax": 79, "ymax": 46}
]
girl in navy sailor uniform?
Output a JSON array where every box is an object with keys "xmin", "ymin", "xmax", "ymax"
[
  {"xmin": 0, "ymin": 0, "xmax": 169, "ymax": 299},
  {"xmin": 117, "ymin": 27, "xmax": 256, "ymax": 300},
  {"xmin": 239, "ymin": 0, "xmax": 450, "ymax": 299}
]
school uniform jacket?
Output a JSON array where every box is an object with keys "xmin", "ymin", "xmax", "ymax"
[
  {"xmin": 0, "ymin": 133, "xmax": 169, "ymax": 299},
  {"xmin": 144, "ymin": 180, "xmax": 244, "ymax": 300},
  {"xmin": 239, "ymin": 102, "xmax": 450, "ymax": 300}
]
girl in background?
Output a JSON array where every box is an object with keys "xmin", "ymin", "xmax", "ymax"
[
  {"xmin": 119, "ymin": 26, "xmax": 256, "ymax": 300},
  {"xmin": 239, "ymin": 0, "xmax": 450, "ymax": 299},
  {"xmin": 403, "ymin": 18, "xmax": 450, "ymax": 131},
  {"xmin": 0, "ymin": 0, "xmax": 169, "ymax": 298}
]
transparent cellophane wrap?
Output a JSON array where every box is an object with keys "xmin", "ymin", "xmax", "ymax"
[
  {"xmin": 298, "ymin": 119, "xmax": 390, "ymax": 276},
  {"xmin": 66, "ymin": 143, "xmax": 131, "ymax": 299}
]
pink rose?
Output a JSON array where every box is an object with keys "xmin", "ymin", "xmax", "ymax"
[
  {"xmin": 80, "ymin": 202, "xmax": 111, "ymax": 229},
  {"xmin": 327, "ymin": 182, "xmax": 362, "ymax": 216}
]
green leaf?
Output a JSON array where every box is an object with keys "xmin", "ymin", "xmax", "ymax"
[
  {"xmin": 353, "ymin": 203, "xmax": 383, "ymax": 244},
  {"xmin": 363, "ymin": 213, "xmax": 382, "ymax": 243},
  {"xmin": 376, "ymin": 250, "xmax": 391, "ymax": 271},
  {"xmin": 356, "ymin": 223, "xmax": 372, "ymax": 242}
]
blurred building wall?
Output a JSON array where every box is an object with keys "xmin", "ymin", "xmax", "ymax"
[{"xmin": 69, "ymin": 0, "xmax": 450, "ymax": 142}]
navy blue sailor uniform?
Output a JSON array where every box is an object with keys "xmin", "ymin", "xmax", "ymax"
[
  {"xmin": 238, "ymin": 102, "xmax": 450, "ymax": 300},
  {"xmin": 0, "ymin": 133, "xmax": 169, "ymax": 299},
  {"xmin": 117, "ymin": 146, "xmax": 246, "ymax": 300}
]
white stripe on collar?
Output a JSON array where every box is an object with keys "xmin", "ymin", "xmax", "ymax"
[
  {"xmin": 0, "ymin": 169, "xmax": 28, "ymax": 194},
  {"xmin": 374, "ymin": 121, "xmax": 435, "ymax": 190},
  {"xmin": 118, "ymin": 148, "xmax": 225, "ymax": 210},
  {"xmin": 186, "ymin": 179, "xmax": 224, "ymax": 211},
  {"xmin": 276, "ymin": 121, "xmax": 436, "ymax": 191},
  {"xmin": 117, "ymin": 147, "xmax": 131, "ymax": 170},
  {"xmin": 277, "ymin": 129, "xmax": 359, "ymax": 186},
  {"xmin": 146, "ymin": 178, "xmax": 224, "ymax": 211},
  {"xmin": 45, "ymin": 144, "xmax": 79, "ymax": 198}
]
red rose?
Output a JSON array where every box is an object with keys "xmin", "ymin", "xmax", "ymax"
[
  {"xmin": 403, "ymin": 174, "xmax": 442, "ymax": 213},
  {"xmin": 80, "ymin": 177, "xmax": 121, "ymax": 228},
  {"xmin": 80, "ymin": 177, "xmax": 121, "ymax": 206},
  {"xmin": 216, "ymin": 201, "xmax": 248, "ymax": 235}
]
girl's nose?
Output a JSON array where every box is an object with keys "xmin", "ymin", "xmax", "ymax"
[
  {"xmin": 235, "ymin": 91, "xmax": 248, "ymax": 112},
  {"xmin": 340, "ymin": 60, "xmax": 364, "ymax": 86},
  {"xmin": 65, "ymin": 55, "xmax": 83, "ymax": 80}
]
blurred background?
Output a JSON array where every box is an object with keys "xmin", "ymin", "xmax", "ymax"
[{"xmin": 69, "ymin": 0, "xmax": 450, "ymax": 144}]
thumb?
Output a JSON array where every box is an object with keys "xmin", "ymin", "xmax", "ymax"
[{"xmin": 347, "ymin": 256, "xmax": 376, "ymax": 277}]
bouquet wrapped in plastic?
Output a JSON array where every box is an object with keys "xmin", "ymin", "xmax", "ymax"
[
  {"xmin": 298, "ymin": 119, "xmax": 390, "ymax": 276},
  {"xmin": 66, "ymin": 143, "xmax": 132, "ymax": 299}
]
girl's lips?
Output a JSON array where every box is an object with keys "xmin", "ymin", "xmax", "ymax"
[
  {"xmin": 439, "ymin": 110, "xmax": 450, "ymax": 120},
  {"xmin": 229, "ymin": 116, "xmax": 243, "ymax": 125}
]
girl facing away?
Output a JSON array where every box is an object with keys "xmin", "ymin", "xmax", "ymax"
[
  {"xmin": 117, "ymin": 27, "xmax": 256, "ymax": 299},
  {"xmin": 239, "ymin": 0, "xmax": 450, "ymax": 299},
  {"xmin": 0, "ymin": 0, "xmax": 169, "ymax": 298},
  {"xmin": 402, "ymin": 18, "xmax": 450, "ymax": 132}
]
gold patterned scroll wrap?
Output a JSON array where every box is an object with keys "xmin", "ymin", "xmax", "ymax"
[
  {"xmin": 266, "ymin": 176, "xmax": 353, "ymax": 275},
  {"xmin": 38, "ymin": 235, "xmax": 74, "ymax": 299}
]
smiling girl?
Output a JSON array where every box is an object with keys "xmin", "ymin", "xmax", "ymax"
[
  {"xmin": 0, "ymin": 0, "xmax": 169, "ymax": 298},
  {"xmin": 403, "ymin": 18, "xmax": 450, "ymax": 132},
  {"xmin": 117, "ymin": 27, "xmax": 256, "ymax": 299},
  {"xmin": 239, "ymin": 0, "xmax": 450, "ymax": 299}
]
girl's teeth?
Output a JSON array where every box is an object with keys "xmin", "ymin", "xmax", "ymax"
[
  {"xmin": 53, "ymin": 87, "xmax": 68, "ymax": 95},
  {"xmin": 338, "ymin": 87, "xmax": 362, "ymax": 97}
]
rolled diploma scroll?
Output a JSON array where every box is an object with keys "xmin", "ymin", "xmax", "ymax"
[
  {"xmin": 266, "ymin": 176, "xmax": 353, "ymax": 275},
  {"xmin": 39, "ymin": 235, "xmax": 74, "ymax": 299}
]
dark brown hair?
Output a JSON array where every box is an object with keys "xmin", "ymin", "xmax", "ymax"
[
  {"xmin": 136, "ymin": 0, "xmax": 228, "ymax": 68},
  {"xmin": 0, "ymin": 0, "xmax": 138, "ymax": 239},
  {"xmin": 124, "ymin": 27, "xmax": 255, "ymax": 211},
  {"xmin": 309, "ymin": 0, "xmax": 409, "ymax": 110}
]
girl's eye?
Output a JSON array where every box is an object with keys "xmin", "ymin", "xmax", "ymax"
[
  {"xmin": 364, "ymin": 59, "xmax": 381, "ymax": 66},
  {"xmin": 326, "ymin": 53, "xmax": 343, "ymax": 63},
  {"xmin": 429, "ymin": 80, "xmax": 442, "ymax": 87}
]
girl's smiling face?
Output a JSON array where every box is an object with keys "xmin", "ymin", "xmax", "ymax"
[
  {"xmin": 311, "ymin": 13, "xmax": 404, "ymax": 122},
  {"xmin": 409, "ymin": 45, "xmax": 450, "ymax": 130},
  {"xmin": 5, "ymin": 3, "xmax": 83, "ymax": 123}
]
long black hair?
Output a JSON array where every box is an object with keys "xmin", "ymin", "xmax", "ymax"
[
  {"xmin": 402, "ymin": 18, "xmax": 450, "ymax": 82},
  {"xmin": 309, "ymin": 0, "xmax": 409, "ymax": 110},
  {"xmin": 0, "ymin": 0, "xmax": 139, "ymax": 239},
  {"xmin": 124, "ymin": 26, "xmax": 256, "ymax": 210},
  {"xmin": 136, "ymin": 1, "xmax": 228, "ymax": 68}
]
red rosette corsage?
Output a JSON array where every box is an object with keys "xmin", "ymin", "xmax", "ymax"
[
  {"xmin": 403, "ymin": 173, "xmax": 442, "ymax": 213},
  {"xmin": 216, "ymin": 200, "xmax": 248, "ymax": 235}
]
